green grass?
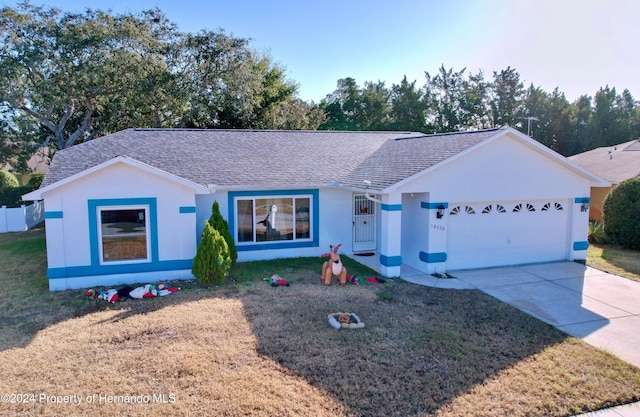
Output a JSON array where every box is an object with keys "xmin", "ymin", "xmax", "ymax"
[
  {"xmin": 229, "ymin": 255, "xmax": 379, "ymax": 285},
  {"xmin": 588, "ymin": 243, "xmax": 640, "ymax": 282},
  {"xmin": 1, "ymin": 227, "xmax": 640, "ymax": 417},
  {"xmin": 0, "ymin": 235, "xmax": 46, "ymax": 255}
]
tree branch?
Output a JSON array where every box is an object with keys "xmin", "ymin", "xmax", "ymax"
[{"xmin": 64, "ymin": 98, "xmax": 96, "ymax": 148}]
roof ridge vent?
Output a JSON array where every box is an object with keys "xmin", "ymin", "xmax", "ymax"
[{"xmin": 394, "ymin": 127, "xmax": 502, "ymax": 141}]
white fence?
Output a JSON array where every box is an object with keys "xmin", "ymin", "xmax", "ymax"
[{"xmin": 0, "ymin": 201, "xmax": 45, "ymax": 233}]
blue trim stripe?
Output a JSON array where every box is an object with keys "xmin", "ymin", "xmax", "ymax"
[
  {"xmin": 380, "ymin": 254, "xmax": 402, "ymax": 267},
  {"xmin": 48, "ymin": 259, "xmax": 193, "ymax": 279},
  {"xmin": 574, "ymin": 197, "xmax": 591, "ymax": 203},
  {"xmin": 228, "ymin": 189, "xmax": 320, "ymax": 251},
  {"xmin": 45, "ymin": 211, "xmax": 63, "ymax": 219},
  {"xmin": 237, "ymin": 240, "xmax": 318, "ymax": 252},
  {"xmin": 573, "ymin": 241, "xmax": 589, "ymax": 251},
  {"xmin": 420, "ymin": 202, "xmax": 449, "ymax": 210},
  {"xmin": 419, "ymin": 251, "xmax": 447, "ymax": 263},
  {"xmin": 381, "ymin": 203, "xmax": 402, "ymax": 211},
  {"xmin": 179, "ymin": 206, "xmax": 196, "ymax": 213}
]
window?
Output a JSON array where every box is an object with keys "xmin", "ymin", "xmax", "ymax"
[
  {"xmin": 235, "ymin": 195, "xmax": 312, "ymax": 244},
  {"xmin": 98, "ymin": 206, "xmax": 150, "ymax": 263}
]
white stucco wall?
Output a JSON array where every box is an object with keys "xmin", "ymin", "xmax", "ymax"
[
  {"xmin": 196, "ymin": 187, "xmax": 355, "ymax": 263},
  {"xmin": 400, "ymin": 193, "xmax": 429, "ymax": 271},
  {"xmin": 396, "ymin": 135, "xmax": 592, "ymax": 200},
  {"xmin": 42, "ymin": 162, "xmax": 199, "ymax": 290},
  {"xmin": 394, "ymin": 133, "xmax": 593, "ymax": 274},
  {"xmin": 39, "ymin": 131, "xmax": 598, "ymax": 287}
]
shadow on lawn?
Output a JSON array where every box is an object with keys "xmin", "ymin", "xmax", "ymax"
[
  {"xmin": 237, "ymin": 278, "xmax": 570, "ymax": 417},
  {"xmin": 0, "ymin": 229, "xmax": 593, "ymax": 416},
  {"xmin": 599, "ymin": 244, "xmax": 640, "ymax": 282},
  {"xmin": 0, "ymin": 227, "xmax": 210, "ymax": 352}
]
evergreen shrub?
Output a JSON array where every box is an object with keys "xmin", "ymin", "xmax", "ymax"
[
  {"xmin": 192, "ymin": 223, "xmax": 232, "ymax": 285},
  {"xmin": 0, "ymin": 170, "xmax": 19, "ymax": 188},
  {"xmin": 27, "ymin": 174, "xmax": 44, "ymax": 187},
  {"xmin": 603, "ymin": 178, "xmax": 640, "ymax": 249},
  {"xmin": 208, "ymin": 201, "xmax": 237, "ymax": 267},
  {"xmin": 0, "ymin": 185, "xmax": 38, "ymax": 207}
]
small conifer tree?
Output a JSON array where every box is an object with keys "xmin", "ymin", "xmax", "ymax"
[
  {"xmin": 208, "ymin": 201, "xmax": 237, "ymax": 267},
  {"xmin": 192, "ymin": 223, "xmax": 232, "ymax": 285}
]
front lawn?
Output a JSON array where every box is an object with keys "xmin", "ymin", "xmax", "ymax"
[
  {"xmin": 587, "ymin": 244, "xmax": 640, "ymax": 282},
  {"xmin": 1, "ymin": 228, "xmax": 639, "ymax": 416}
]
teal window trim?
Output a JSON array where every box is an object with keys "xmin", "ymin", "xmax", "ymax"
[
  {"xmin": 179, "ymin": 206, "xmax": 196, "ymax": 214},
  {"xmin": 45, "ymin": 211, "xmax": 63, "ymax": 219},
  {"xmin": 228, "ymin": 189, "xmax": 319, "ymax": 251},
  {"xmin": 47, "ymin": 259, "xmax": 192, "ymax": 279},
  {"xmin": 88, "ymin": 198, "xmax": 159, "ymax": 267}
]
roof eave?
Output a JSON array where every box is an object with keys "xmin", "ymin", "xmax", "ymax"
[
  {"xmin": 209, "ymin": 182, "xmax": 369, "ymax": 193},
  {"xmin": 22, "ymin": 155, "xmax": 210, "ymax": 201},
  {"xmin": 382, "ymin": 127, "xmax": 611, "ymax": 194}
]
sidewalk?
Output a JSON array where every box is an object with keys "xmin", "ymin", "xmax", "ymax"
[{"xmin": 574, "ymin": 402, "xmax": 640, "ymax": 417}]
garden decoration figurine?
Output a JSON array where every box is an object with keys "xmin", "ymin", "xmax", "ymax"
[
  {"xmin": 263, "ymin": 274, "xmax": 290, "ymax": 287},
  {"xmin": 320, "ymin": 243, "xmax": 347, "ymax": 286}
]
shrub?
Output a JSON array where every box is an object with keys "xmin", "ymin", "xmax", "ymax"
[
  {"xmin": 0, "ymin": 185, "xmax": 38, "ymax": 207},
  {"xmin": 603, "ymin": 178, "xmax": 640, "ymax": 249},
  {"xmin": 192, "ymin": 223, "xmax": 232, "ymax": 285},
  {"xmin": 0, "ymin": 170, "xmax": 19, "ymax": 188},
  {"xmin": 587, "ymin": 220, "xmax": 607, "ymax": 244},
  {"xmin": 208, "ymin": 200, "xmax": 237, "ymax": 267},
  {"xmin": 26, "ymin": 174, "xmax": 44, "ymax": 187}
]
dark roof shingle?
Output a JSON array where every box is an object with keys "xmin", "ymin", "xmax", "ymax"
[{"xmin": 42, "ymin": 128, "xmax": 503, "ymax": 191}]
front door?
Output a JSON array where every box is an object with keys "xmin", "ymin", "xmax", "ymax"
[{"xmin": 353, "ymin": 194, "xmax": 376, "ymax": 252}]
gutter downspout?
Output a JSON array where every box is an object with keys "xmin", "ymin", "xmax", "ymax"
[
  {"xmin": 362, "ymin": 180, "xmax": 383, "ymax": 204},
  {"xmin": 365, "ymin": 192, "xmax": 382, "ymax": 204},
  {"xmin": 326, "ymin": 180, "xmax": 383, "ymax": 203}
]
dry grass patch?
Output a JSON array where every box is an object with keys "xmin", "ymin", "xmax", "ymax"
[
  {"xmin": 0, "ymin": 294, "xmax": 347, "ymax": 416},
  {"xmin": 1, "ymin": 228, "xmax": 640, "ymax": 416},
  {"xmin": 588, "ymin": 244, "xmax": 640, "ymax": 282}
]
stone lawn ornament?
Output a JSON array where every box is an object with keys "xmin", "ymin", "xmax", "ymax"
[{"xmin": 328, "ymin": 312, "xmax": 365, "ymax": 329}]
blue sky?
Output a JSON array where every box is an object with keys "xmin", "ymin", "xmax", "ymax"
[{"xmin": 3, "ymin": 0, "xmax": 639, "ymax": 103}]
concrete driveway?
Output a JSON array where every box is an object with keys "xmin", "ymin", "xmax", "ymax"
[{"xmin": 401, "ymin": 261, "xmax": 640, "ymax": 368}]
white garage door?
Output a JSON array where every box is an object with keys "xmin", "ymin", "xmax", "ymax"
[{"xmin": 446, "ymin": 200, "xmax": 570, "ymax": 270}]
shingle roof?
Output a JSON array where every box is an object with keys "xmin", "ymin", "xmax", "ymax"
[
  {"xmin": 569, "ymin": 140, "xmax": 640, "ymax": 184},
  {"xmin": 42, "ymin": 128, "xmax": 503, "ymax": 192}
]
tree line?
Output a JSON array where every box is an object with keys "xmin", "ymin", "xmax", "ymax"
[
  {"xmin": 318, "ymin": 67, "xmax": 640, "ymax": 156},
  {"xmin": 0, "ymin": 2, "xmax": 324, "ymax": 170},
  {"xmin": 1, "ymin": 2, "xmax": 639, "ymax": 173}
]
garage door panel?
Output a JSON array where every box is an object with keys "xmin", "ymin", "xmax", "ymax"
[{"xmin": 447, "ymin": 200, "xmax": 569, "ymax": 270}]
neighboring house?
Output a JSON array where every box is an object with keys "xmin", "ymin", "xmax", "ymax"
[
  {"xmin": 569, "ymin": 140, "xmax": 640, "ymax": 222},
  {"xmin": 23, "ymin": 127, "xmax": 608, "ymax": 291},
  {"xmin": 3, "ymin": 146, "xmax": 50, "ymax": 185}
]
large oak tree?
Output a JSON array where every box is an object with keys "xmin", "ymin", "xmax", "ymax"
[{"xmin": 0, "ymin": 2, "xmax": 322, "ymax": 167}]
